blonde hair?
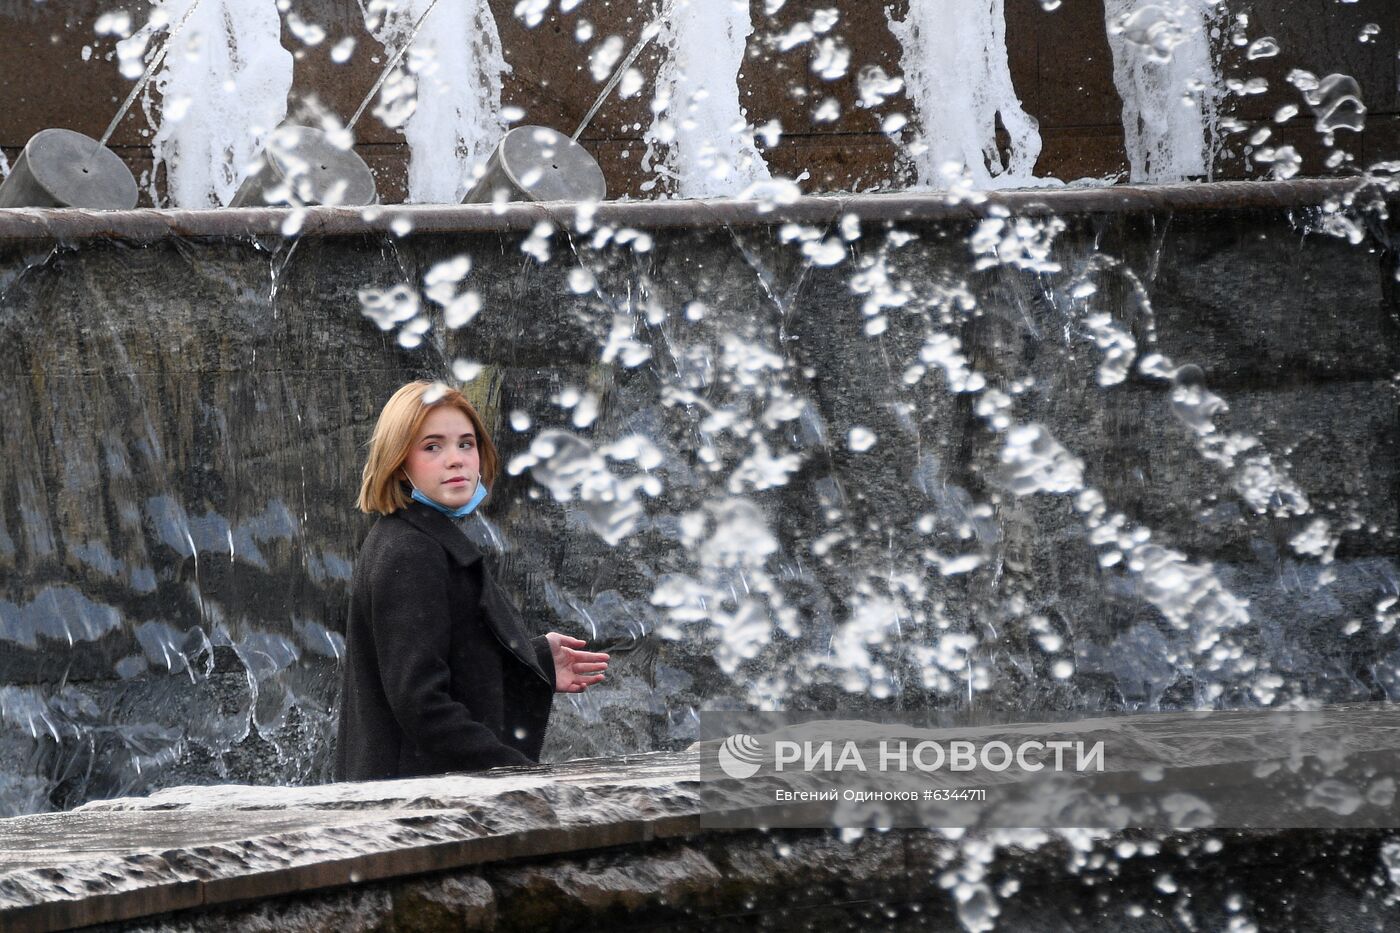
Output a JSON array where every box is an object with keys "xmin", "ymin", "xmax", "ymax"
[{"xmin": 357, "ymin": 380, "xmax": 500, "ymax": 515}]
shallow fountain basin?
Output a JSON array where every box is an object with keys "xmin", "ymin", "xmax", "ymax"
[{"xmin": 2, "ymin": 704, "xmax": 1399, "ymax": 931}]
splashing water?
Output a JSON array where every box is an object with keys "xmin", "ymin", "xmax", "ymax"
[
  {"xmin": 888, "ymin": 0, "xmax": 1044, "ymax": 189},
  {"xmin": 1104, "ymin": 0, "xmax": 1223, "ymax": 182},
  {"xmin": 508, "ymin": 430, "xmax": 663, "ymax": 546},
  {"xmin": 142, "ymin": 0, "xmax": 292, "ymax": 207},
  {"xmin": 364, "ymin": 0, "xmax": 509, "ymax": 202},
  {"xmin": 1304, "ymin": 73, "xmax": 1367, "ymax": 136},
  {"xmin": 643, "ymin": 0, "xmax": 772, "ymax": 198}
]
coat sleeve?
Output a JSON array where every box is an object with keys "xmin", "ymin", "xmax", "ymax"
[
  {"xmin": 530, "ymin": 634, "xmax": 555, "ymax": 687},
  {"xmin": 368, "ymin": 534, "xmax": 534, "ymax": 770}
]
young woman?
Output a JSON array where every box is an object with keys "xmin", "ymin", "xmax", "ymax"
[{"xmin": 335, "ymin": 380, "xmax": 609, "ymax": 781}]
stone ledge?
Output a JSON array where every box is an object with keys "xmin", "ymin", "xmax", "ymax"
[
  {"xmin": 0, "ymin": 179, "xmax": 1381, "ymax": 243},
  {"xmin": 5, "ymin": 707, "xmax": 1400, "ymax": 931}
]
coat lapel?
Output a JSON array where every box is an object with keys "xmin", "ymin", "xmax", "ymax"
[
  {"xmin": 396, "ymin": 499, "xmax": 484, "ymax": 568},
  {"xmin": 394, "ymin": 501, "xmax": 553, "ymax": 685}
]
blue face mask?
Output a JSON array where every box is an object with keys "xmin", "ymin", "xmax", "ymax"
[{"xmin": 405, "ymin": 475, "xmax": 488, "ymax": 519}]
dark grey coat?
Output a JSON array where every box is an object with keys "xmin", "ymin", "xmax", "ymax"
[{"xmin": 334, "ymin": 498, "xmax": 556, "ymax": 782}]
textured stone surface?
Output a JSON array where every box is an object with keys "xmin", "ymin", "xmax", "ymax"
[{"xmin": 389, "ymin": 873, "xmax": 495, "ymax": 932}]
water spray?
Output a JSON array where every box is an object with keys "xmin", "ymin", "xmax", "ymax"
[
  {"xmin": 233, "ymin": 0, "xmax": 458, "ymax": 208},
  {"xmin": 0, "ymin": 0, "xmax": 210, "ymax": 209},
  {"xmin": 462, "ymin": 0, "xmax": 680, "ymax": 205},
  {"xmin": 571, "ymin": 2, "xmax": 673, "ymax": 143},
  {"xmin": 94, "ymin": 0, "xmax": 207, "ymax": 159},
  {"xmin": 347, "ymin": 0, "xmax": 444, "ymax": 133}
]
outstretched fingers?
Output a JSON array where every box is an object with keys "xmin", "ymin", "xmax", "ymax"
[{"xmin": 569, "ymin": 671, "xmax": 606, "ymax": 691}]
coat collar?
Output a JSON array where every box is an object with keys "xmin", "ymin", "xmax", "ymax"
[{"xmin": 394, "ymin": 498, "xmax": 484, "ymax": 568}]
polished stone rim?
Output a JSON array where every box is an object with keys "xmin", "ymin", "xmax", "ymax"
[{"xmin": 0, "ymin": 178, "xmax": 1386, "ymax": 243}]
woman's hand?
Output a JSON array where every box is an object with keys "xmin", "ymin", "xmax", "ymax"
[{"xmin": 544, "ymin": 633, "xmax": 610, "ymax": 693}]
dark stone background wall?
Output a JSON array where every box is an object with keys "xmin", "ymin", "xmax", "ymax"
[
  {"xmin": 2, "ymin": 189, "xmax": 1399, "ymax": 813},
  {"xmin": 1, "ymin": 0, "xmax": 1398, "ymax": 201}
]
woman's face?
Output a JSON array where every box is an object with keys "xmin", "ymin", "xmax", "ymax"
[{"xmin": 401, "ymin": 406, "xmax": 481, "ymax": 508}]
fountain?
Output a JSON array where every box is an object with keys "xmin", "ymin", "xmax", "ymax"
[
  {"xmin": 1104, "ymin": 0, "xmax": 1223, "ymax": 182},
  {"xmin": 0, "ymin": 129, "xmax": 137, "ymax": 209},
  {"xmin": 462, "ymin": 125, "xmax": 606, "ymax": 204},
  {"xmin": 142, "ymin": 0, "xmax": 293, "ymax": 207},
  {"xmin": 889, "ymin": 0, "xmax": 1043, "ymax": 188},
  {"xmin": 2, "ymin": 0, "xmax": 1400, "ymax": 929},
  {"xmin": 643, "ymin": 0, "xmax": 771, "ymax": 197}
]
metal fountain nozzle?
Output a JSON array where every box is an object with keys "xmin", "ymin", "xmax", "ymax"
[
  {"xmin": 462, "ymin": 125, "xmax": 606, "ymax": 205},
  {"xmin": 0, "ymin": 128, "xmax": 139, "ymax": 210},
  {"xmin": 229, "ymin": 124, "xmax": 378, "ymax": 209}
]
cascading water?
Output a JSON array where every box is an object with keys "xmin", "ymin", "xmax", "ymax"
[
  {"xmin": 888, "ymin": 0, "xmax": 1044, "ymax": 189},
  {"xmin": 1104, "ymin": 0, "xmax": 1223, "ymax": 182},
  {"xmin": 363, "ymin": 0, "xmax": 509, "ymax": 203},
  {"xmin": 4, "ymin": 2, "xmax": 1400, "ymax": 928},
  {"xmin": 135, "ymin": 0, "xmax": 292, "ymax": 207},
  {"xmin": 643, "ymin": 0, "xmax": 771, "ymax": 198}
]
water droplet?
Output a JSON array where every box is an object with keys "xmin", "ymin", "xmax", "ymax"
[
  {"xmin": 1169, "ymin": 364, "xmax": 1227, "ymax": 434},
  {"xmin": 95, "ymin": 11, "xmax": 132, "ymax": 36},
  {"xmin": 1001, "ymin": 424, "xmax": 1084, "ymax": 495},
  {"xmin": 358, "ymin": 284, "xmax": 420, "ymax": 331},
  {"xmin": 1246, "ymin": 37, "xmax": 1279, "ymax": 59},
  {"xmin": 848, "ymin": 427, "xmax": 876, "ymax": 452},
  {"xmin": 1305, "ymin": 779, "xmax": 1363, "ymax": 815},
  {"xmin": 1113, "ymin": 6, "xmax": 1187, "ymax": 62},
  {"xmin": 330, "ymin": 36, "xmax": 355, "ymax": 63},
  {"xmin": 568, "ymin": 268, "xmax": 595, "ymax": 294},
  {"xmin": 1304, "ymin": 74, "xmax": 1366, "ymax": 134},
  {"xmin": 1268, "ymin": 145, "xmax": 1302, "ymax": 179},
  {"xmin": 1287, "ymin": 69, "xmax": 1320, "ymax": 93},
  {"xmin": 619, "ymin": 68, "xmax": 645, "ymax": 99},
  {"xmin": 452, "ymin": 359, "xmax": 482, "ymax": 382},
  {"xmin": 856, "ymin": 65, "xmax": 904, "ymax": 108},
  {"xmin": 589, "ymin": 35, "xmax": 624, "ymax": 81},
  {"xmin": 285, "ymin": 12, "xmax": 326, "ymax": 46}
]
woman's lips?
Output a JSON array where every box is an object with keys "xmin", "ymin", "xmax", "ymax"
[{"xmin": 445, "ymin": 478, "xmax": 467, "ymax": 485}]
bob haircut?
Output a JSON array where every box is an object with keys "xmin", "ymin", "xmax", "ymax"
[{"xmin": 357, "ymin": 380, "xmax": 500, "ymax": 516}]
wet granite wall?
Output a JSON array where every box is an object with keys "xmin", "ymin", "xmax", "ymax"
[
  {"xmin": 2, "ymin": 0, "xmax": 1399, "ymax": 199},
  {"xmin": 1, "ymin": 188, "xmax": 1399, "ymax": 815}
]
